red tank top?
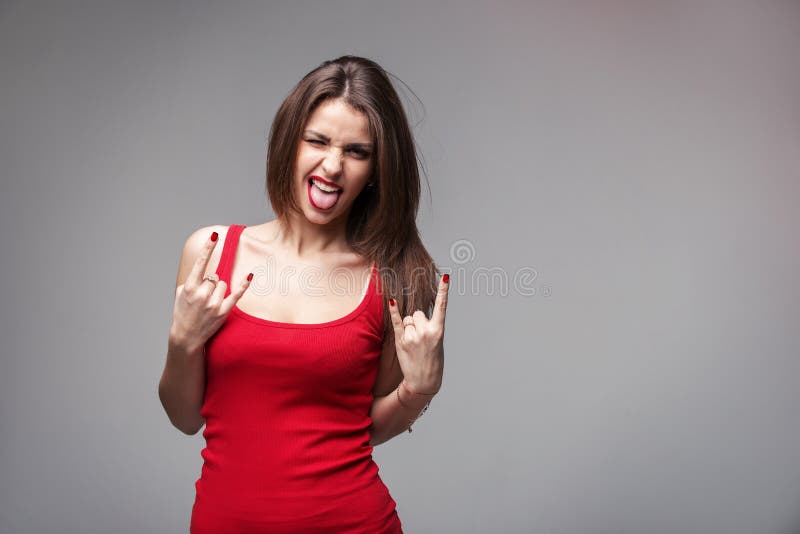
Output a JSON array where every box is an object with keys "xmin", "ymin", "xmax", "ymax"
[{"xmin": 190, "ymin": 224, "xmax": 403, "ymax": 533}]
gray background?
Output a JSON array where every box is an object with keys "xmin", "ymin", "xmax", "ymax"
[{"xmin": 1, "ymin": 1, "xmax": 799, "ymax": 533}]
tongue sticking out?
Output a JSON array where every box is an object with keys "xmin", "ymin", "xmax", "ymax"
[{"xmin": 309, "ymin": 180, "xmax": 340, "ymax": 210}]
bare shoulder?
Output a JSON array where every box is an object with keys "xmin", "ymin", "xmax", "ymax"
[
  {"xmin": 174, "ymin": 224, "xmax": 229, "ymax": 290},
  {"xmin": 241, "ymin": 219, "xmax": 278, "ymax": 242}
]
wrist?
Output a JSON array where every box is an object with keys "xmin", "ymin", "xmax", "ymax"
[
  {"xmin": 395, "ymin": 380, "xmax": 434, "ymax": 434},
  {"xmin": 168, "ymin": 326, "xmax": 204, "ymax": 357},
  {"xmin": 401, "ymin": 378, "xmax": 439, "ymax": 397},
  {"xmin": 395, "ymin": 381, "xmax": 432, "ymax": 411}
]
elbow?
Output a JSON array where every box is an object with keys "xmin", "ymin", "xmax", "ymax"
[
  {"xmin": 174, "ymin": 412, "xmax": 205, "ymax": 436},
  {"xmin": 158, "ymin": 382, "xmax": 204, "ymax": 436},
  {"xmin": 170, "ymin": 414, "xmax": 204, "ymax": 436},
  {"xmin": 163, "ymin": 411, "xmax": 204, "ymax": 436},
  {"xmin": 369, "ymin": 426, "xmax": 393, "ymax": 447},
  {"xmin": 368, "ymin": 428, "xmax": 385, "ymax": 448},
  {"xmin": 179, "ymin": 421, "xmax": 204, "ymax": 436}
]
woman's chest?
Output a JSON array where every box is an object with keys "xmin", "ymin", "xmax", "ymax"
[
  {"xmin": 205, "ymin": 318, "xmax": 383, "ymax": 394},
  {"xmin": 229, "ymin": 251, "xmax": 373, "ymax": 325}
]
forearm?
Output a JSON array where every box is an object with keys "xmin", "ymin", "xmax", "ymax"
[
  {"xmin": 158, "ymin": 333, "xmax": 206, "ymax": 435},
  {"xmin": 368, "ymin": 381, "xmax": 435, "ymax": 446}
]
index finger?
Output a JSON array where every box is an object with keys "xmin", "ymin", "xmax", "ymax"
[
  {"xmin": 188, "ymin": 231, "xmax": 219, "ymax": 287},
  {"xmin": 387, "ymin": 298, "xmax": 406, "ymax": 341},
  {"xmin": 431, "ymin": 273, "xmax": 450, "ymax": 327}
]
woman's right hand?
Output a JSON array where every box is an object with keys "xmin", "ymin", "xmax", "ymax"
[{"xmin": 169, "ymin": 231, "xmax": 253, "ymax": 353}]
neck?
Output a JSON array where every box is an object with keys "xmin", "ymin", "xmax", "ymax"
[{"xmin": 275, "ymin": 210, "xmax": 350, "ymax": 259}]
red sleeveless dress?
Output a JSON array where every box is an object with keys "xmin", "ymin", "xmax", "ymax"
[{"xmin": 190, "ymin": 224, "xmax": 403, "ymax": 533}]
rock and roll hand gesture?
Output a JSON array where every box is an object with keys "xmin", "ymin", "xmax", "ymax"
[
  {"xmin": 388, "ymin": 273, "xmax": 450, "ymax": 395},
  {"xmin": 170, "ymin": 231, "xmax": 253, "ymax": 353}
]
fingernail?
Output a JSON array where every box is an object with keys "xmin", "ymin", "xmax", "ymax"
[
  {"xmin": 247, "ymin": 272, "xmax": 254, "ymax": 282},
  {"xmin": 442, "ymin": 273, "xmax": 450, "ymax": 283},
  {"xmin": 211, "ymin": 231, "xmax": 218, "ymax": 242},
  {"xmin": 389, "ymin": 298, "xmax": 396, "ymax": 306}
]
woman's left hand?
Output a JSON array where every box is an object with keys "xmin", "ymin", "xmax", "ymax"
[{"xmin": 388, "ymin": 274, "xmax": 450, "ymax": 395}]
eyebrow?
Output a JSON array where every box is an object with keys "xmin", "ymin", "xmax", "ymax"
[{"xmin": 303, "ymin": 129, "xmax": 373, "ymax": 150}]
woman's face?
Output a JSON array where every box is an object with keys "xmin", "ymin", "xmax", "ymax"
[{"xmin": 293, "ymin": 98, "xmax": 374, "ymax": 226}]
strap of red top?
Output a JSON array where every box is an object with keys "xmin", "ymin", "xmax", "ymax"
[{"xmin": 214, "ymin": 224, "xmax": 246, "ymax": 298}]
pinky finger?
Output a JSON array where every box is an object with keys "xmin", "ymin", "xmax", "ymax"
[{"xmin": 220, "ymin": 272, "xmax": 254, "ymax": 315}]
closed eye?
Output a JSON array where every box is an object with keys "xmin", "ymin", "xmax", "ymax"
[
  {"xmin": 304, "ymin": 138, "xmax": 371, "ymax": 159},
  {"xmin": 347, "ymin": 148, "xmax": 371, "ymax": 159}
]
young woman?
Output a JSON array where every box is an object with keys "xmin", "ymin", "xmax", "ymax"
[{"xmin": 158, "ymin": 56, "xmax": 449, "ymax": 533}]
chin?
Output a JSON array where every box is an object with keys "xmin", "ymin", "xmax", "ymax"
[{"xmin": 302, "ymin": 204, "xmax": 348, "ymax": 226}]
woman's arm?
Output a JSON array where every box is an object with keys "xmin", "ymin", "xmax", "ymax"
[
  {"xmin": 157, "ymin": 226, "xmax": 223, "ymax": 435},
  {"xmin": 159, "ymin": 338, "xmax": 206, "ymax": 435},
  {"xmin": 370, "ymin": 278, "xmax": 449, "ymax": 446},
  {"xmin": 368, "ymin": 382, "xmax": 432, "ymax": 446},
  {"xmin": 368, "ymin": 333, "xmax": 436, "ymax": 446}
]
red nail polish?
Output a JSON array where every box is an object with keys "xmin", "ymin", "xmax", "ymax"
[
  {"xmin": 211, "ymin": 231, "xmax": 218, "ymax": 242},
  {"xmin": 389, "ymin": 298, "xmax": 396, "ymax": 306},
  {"xmin": 443, "ymin": 273, "xmax": 450, "ymax": 283},
  {"xmin": 247, "ymin": 272, "xmax": 254, "ymax": 281}
]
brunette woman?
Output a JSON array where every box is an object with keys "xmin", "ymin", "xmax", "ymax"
[{"xmin": 158, "ymin": 55, "xmax": 449, "ymax": 533}]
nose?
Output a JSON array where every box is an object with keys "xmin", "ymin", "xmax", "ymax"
[{"xmin": 320, "ymin": 147, "xmax": 343, "ymax": 176}]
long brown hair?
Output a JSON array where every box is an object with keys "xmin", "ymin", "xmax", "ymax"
[{"xmin": 266, "ymin": 55, "xmax": 440, "ymax": 339}]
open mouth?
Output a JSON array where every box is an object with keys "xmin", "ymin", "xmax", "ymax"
[{"xmin": 308, "ymin": 177, "xmax": 343, "ymax": 210}]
